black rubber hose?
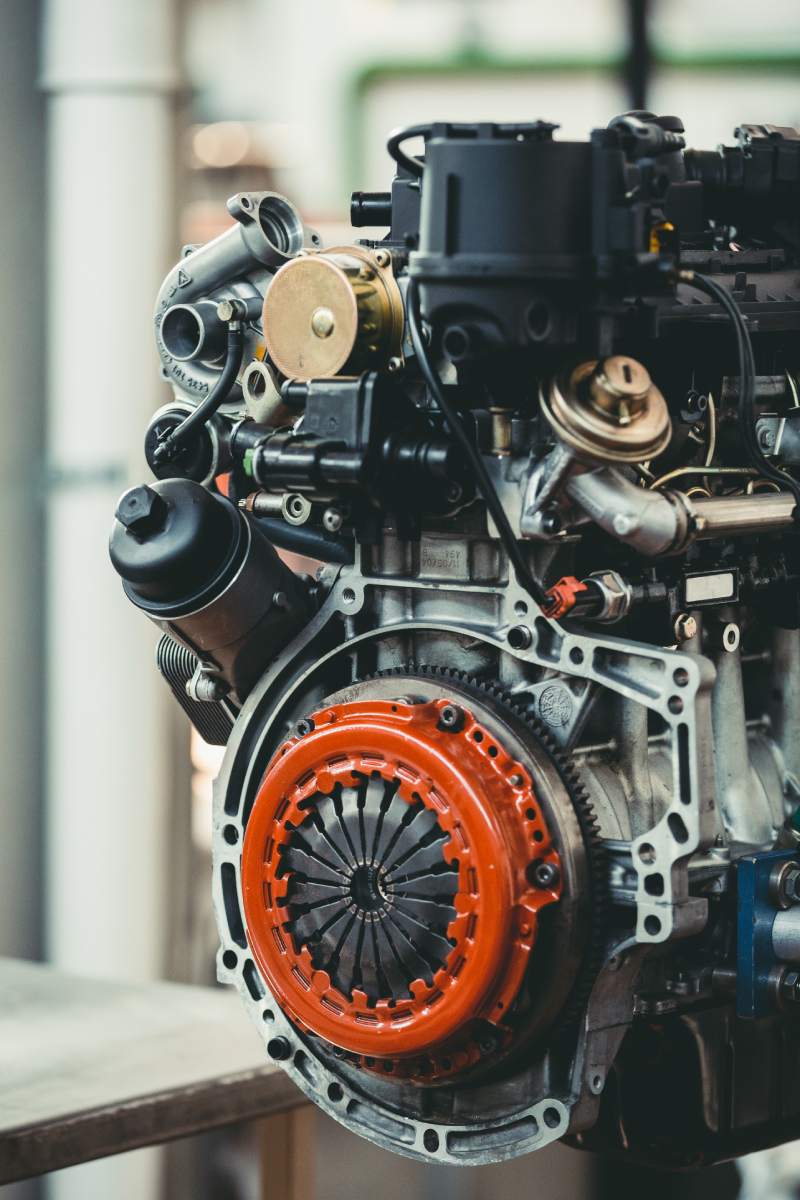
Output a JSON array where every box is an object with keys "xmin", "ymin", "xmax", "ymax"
[
  {"xmin": 153, "ymin": 321, "xmax": 244, "ymax": 464},
  {"xmin": 680, "ymin": 269, "xmax": 800, "ymax": 518},
  {"xmin": 386, "ymin": 124, "xmax": 431, "ymax": 179},
  {"xmin": 406, "ymin": 279, "xmax": 549, "ymax": 607},
  {"xmin": 255, "ymin": 517, "xmax": 354, "ymax": 565}
]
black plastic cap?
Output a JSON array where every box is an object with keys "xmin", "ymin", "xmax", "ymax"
[{"xmin": 110, "ymin": 478, "xmax": 241, "ymax": 608}]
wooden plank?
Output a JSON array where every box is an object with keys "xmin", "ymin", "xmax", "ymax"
[
  {"xmin": 0, "ymin": 957, "xmax": 304, "ymax": 1183},
  {"xmin": 259, "ymin": 1107, "xmax": 315, "ymax": 1200}
]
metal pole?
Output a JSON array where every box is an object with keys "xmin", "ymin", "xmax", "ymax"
[
  {"xmin": 41, "ymin": 0, "xmax": 180, "ymax": 1196},
  {"xmin": 0, "ymin": 0, "xmax": 45, "ymax": 965},
  {"xmin": 624, "ymin": 0, "xmax": 652, "ymax": 111}
]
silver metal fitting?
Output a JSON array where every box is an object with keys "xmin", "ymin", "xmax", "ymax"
[
  {"xmin": 587, "ymin": 570, "xmax": 632, "ymax": 623},
  {"xmin": 674, "ymin": 612, "xmax": 698, "ymax": 643}
]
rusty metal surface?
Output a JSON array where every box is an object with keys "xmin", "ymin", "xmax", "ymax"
[{"xmin": 0, "ymin": 957, "xmax": 303, "ymax": 1183}]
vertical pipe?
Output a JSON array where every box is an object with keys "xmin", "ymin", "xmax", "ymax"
[
  {"xmin": 623, "ymin": 0, "xmax": 651, "ymax": 111},
  {"xmin": 0, "ymin": 12, "xmax": 46, "ymax": 1200},
  {"xmin": 770, "ymin": 627, "xmax": 800, "ymax": 782},
  {"xmin": 711, "ymin": 612, "xmax": 774, "ymax": 846},
  {"xmin": 41, "ymin": 1, "xmax": 180, "ymax": 1197},
  {"xmin": 0, "ymin": 0, "xmax": 44, "ymax": 964}
]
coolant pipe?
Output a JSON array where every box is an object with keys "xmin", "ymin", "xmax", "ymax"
[
  {"xmin": 257, "ymin": 517, "xmax": 355, "ymax": 565},
  {"xmin": 567, "ymin": 468, "xmax": 796, "ymax": 556}
]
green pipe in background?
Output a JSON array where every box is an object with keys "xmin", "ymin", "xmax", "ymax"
[{"xmin": 344, "ymin": 45, "xmax": 800, "ymax": 192}]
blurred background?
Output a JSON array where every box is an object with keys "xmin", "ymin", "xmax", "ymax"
[{"xmin": 1, "ymin": 0, "xmax": 799, "ymax": 1197}]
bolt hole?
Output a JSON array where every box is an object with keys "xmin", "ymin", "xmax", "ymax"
[
  {"xmin": 222, "ymin": 949, "xmax": 238, "ymax": 970},
  {"xmin": 526, "ymin": 807, "xmax": 536, "ymax": 820},
  {"xmin": 262, "ymin": 1008, "xmax": 275, "ymax": 1022},
  {"xmin": 644, "ymin": 872, "xmax": 665, "ymax": 896},
  {"xmin": 342, "ymin": 587, "xmax": 356, "ymax": 605},
  {"xmin": 638, "ymin": 842, "xmax": 656, "ymax": 864},
  {"xmin": 543, "ymin": 1107, "xmax": 561, "ymax": 1129},
  {"xmin": 441, "ymin": 325, "xmax": 472, "ymax": 362},
  {"xmin": 644, "ymin": 914, "xmax": 662, "ymax": 936},
  {"xmin": 223, "ymin": 824, "xmax": 239, "ymax": 845},
  {"xmin": 668, "ymin": 695, "xmax": 684, "ymax": 714},
  {"xmin": 591, "ymin": 1073, "xmax": 604, "ymax": 1093},
  {"xmin": 569, "ymin": 646, "xmax": 584, "ymax": 665},
  {"xmin": 514, "ymin": 600, "xmax": 528, "ymax": 616},
  {"xmin": 673, "ymin": 667, "xmax": 689, "ymax": 687},
  {"xmin": 472, "ymin": 730, "xmax": 484, "ymax": 743},
  {"xmin": 423, "ymin": 1129, "xmax": 439, "ymax": 1153},
  {"xmin": 327, "ymin": 1082, "xmax": 344, "ymax": 1102},
  {"xmin": 508, "ymin": 625, "xmax": 532, "ymax": 650},
  {"xmin": 488, "ymin": 745, "xmax": 498, "ymax": 758}
]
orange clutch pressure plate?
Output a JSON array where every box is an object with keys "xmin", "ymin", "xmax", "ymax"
[{"xmin": 241, "ymin": 696, "xmax": 562, "ymax": 1077}]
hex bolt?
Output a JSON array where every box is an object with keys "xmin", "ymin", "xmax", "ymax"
[
  {"xmin": 771, "ymin": 860, "xmax": 800, "ymax": 908},
  {"xmin": 216, "ymin": 297, "xmax": 248, "ymax": 323},
  {"xmin": 780, "ymin": 968, "xmax": 800, "ymax": 1007},
  {"xmin": 532, "ymin": 861, "xmax": 560, "ymax": 889},
  {"xmin": 437, "ymin": 704, "xmax": 466, "ymax": 733},
  {"xmin": 295, "ymin": 718, "xmax": 316, "ymax": 738},
  {"xmin": 115, "ymin": 484, "xmax": 167, "ymax": 538},
  {"xmin": 674, "ymin": 612, "xmax": 697, "ymax": 643}
]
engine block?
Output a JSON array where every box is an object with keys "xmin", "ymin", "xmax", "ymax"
[{"xmin": 110, "ymin": 114, "xmax": 800, "ymax": 1167}]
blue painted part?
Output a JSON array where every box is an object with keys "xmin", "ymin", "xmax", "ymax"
[{"xmin": 737, "ymin": 848, "xmax": 796, "ymax": 1018}]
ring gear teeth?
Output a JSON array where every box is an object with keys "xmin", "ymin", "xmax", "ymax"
[{"xmin": 366, "ymin": 663, "xmax": 608, "ymax": 1033}]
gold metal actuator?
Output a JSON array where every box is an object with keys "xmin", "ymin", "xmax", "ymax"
[{"xmin": 262, "ymin": 246, "xmax": 404, "ymax": 380}]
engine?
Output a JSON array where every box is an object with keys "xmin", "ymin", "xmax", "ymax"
[{"xmin": 110, "ymin": 113, "xmax": 800, "ymax": 1168}]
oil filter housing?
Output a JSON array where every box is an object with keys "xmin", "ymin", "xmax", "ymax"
[{"xmin": 110, "ymin": 478, "xmax": 310, "ymax": 700}]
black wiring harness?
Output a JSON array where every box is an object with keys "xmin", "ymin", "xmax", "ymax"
[
  {"xmin": 680, "ymin": 268, "xmax": 800, "ymax": 518},
  {"xmin": 406, "ymin": 279, "xmax": 549, "ymax": 608}
]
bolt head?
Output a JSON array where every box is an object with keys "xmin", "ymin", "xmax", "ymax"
[
  {"xmin": 437, "ymin": 704, "xmax": 466, "ymax": 733},
  {"xmin": 540, "ymin": 509, "xmax": 562, "ymax": 536},
  {"xmin": 115, "ymin": 484, "xmax": 167, "ymax": 535},
  {"xmin": 374, "ymin": 249, "xmax": 391, "ymax": 269},
  {"xmin": 311, "ymin": 306, "xmax": 335, "ymax": 338},
  {"xmin": 674, "ymin": 613, "xmax": 698, "ymax": 642},
  {"xmin": 295, "ymin": 718, "xmax": 316, "ymax": 738},
  {"xmin": 532, "ymin": 861, "xmax": 560, "ymax": 889}
]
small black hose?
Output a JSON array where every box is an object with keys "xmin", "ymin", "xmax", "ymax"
[
  {"xmin": 153, "ymin": 321, "xmax": 244, "ymax": 463},
  {"xmin": 386, "ymin": 124, "xmax": 431, "ymax": 179},
  {"xmin": 406, "ymin": 279, "xmax": 549, "ymax": 608},
  {"xmin": 256, "ymin": 517, "xmax": 354, "ymax": 565},
  {"xmin": 681, "ymin": 269, "xmax": 800, "ymax": 518}
]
